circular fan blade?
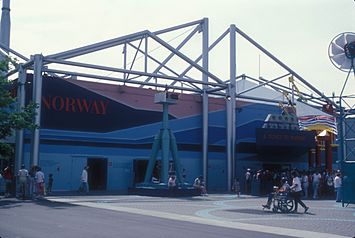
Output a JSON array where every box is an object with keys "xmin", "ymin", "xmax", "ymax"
[
  {"xmin": 345, "ymin": 33, "xmax": 355, "ymax": 44},
  {"xmin": 335, "ymin": 33, "xmax": 347, "ymax": 48},
  {"xmin": 332, "ymin": 53, "xmax": 346, "ymax": 66},
  {"xmin": 328, "ymin": 32, "xmax": 355, "ymax": 72},
  {"xmin": 331, "ymin": 42, "xmax": 344, "ymax": 56},
  {"xmin": 340, "ymin": 59, "xmax": 352, "ymax": 70}
]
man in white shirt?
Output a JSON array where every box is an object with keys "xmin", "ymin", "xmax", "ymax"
[
  {"xmin": 333, "ymin": 171, "xmax": 342, "ymax": 202},
  {"xmin": 290, "ymin": 171, "xmax": 309, "ymax": 213},
  {"xmin": 80, "ymin": 166, "xmax": 89, "ymax": 194},
  {"xmin": 312, "ymin": 171, "xmax": 321, "ymax": 199},
  {"xmin": 18, "ymin": 164, "xmax": 29, "ymax": 199}
]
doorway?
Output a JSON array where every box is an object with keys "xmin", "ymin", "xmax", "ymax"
[
  {"xmin": 87, "ymin": 158, "xmax": 107, "ymax": 191},
  {"xmin": 133, "ymin": 159, "xmax": 162, "ymax": 184}
]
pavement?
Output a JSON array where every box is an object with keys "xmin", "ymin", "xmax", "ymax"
[{"xmin": 43, "ymin": 193, "xmax": 355, "ymax": 238}]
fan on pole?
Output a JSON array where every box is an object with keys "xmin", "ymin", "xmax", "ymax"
[{"xmin": 328, "ymin": 32, "xmax": 355, "ymax": 72}]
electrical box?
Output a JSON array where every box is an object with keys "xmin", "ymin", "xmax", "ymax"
[{"xmin": 154, "ymin": 92, "xmax": 178, "ymax": 104}]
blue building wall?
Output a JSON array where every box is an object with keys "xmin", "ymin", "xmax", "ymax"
[{"xmin": 21, "ymin": 75, "xmax": 317, "ymax": 192}]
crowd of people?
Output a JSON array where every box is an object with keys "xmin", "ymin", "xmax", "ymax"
[
  {"xmin": 0, "ymin": 164, "xmax": 51, "ymax": 199},
  {"xmin": 244, "ymin": 167, "xmax": 342, "ymax": 201},
  {"xmin": 0, "ymin": 164, "xmax": 91, "ymax": 199}
]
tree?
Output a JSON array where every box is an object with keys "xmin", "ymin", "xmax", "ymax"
[{"xmin": 0, "ymin": 57, "xmax": 37, "ymax": 159}]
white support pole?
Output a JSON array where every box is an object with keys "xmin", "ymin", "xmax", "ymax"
[
  {"xmin": 15, "ymin": 64, "xmax": 26, "ymax": 172},
  {"xmin": 31, "ymin": 54, "xmax": 43, "ymax": 167},
  {"xmin": 123, "ymin": 43, "xmax": 127, "ymax": 80},
  {"xmin": 228, "ymin": 25, "xmax": 237, "ymax": 191},
  {"xmin": 202, "ymin": 18, "xmax": 209, "ymax": 185},
  {"xmin": 226, "ymin": 84, "xmax": 232, "ymax": 191}
]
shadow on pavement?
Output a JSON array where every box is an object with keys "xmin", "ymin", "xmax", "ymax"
[{"xmin": 0, "ymin": 197, "xmax": 78, "ymax": 210}]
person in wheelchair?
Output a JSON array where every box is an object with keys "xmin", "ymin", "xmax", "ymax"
[{"xmin": 262, "ymin": 177, "xmax": 290, "ymax": 209}]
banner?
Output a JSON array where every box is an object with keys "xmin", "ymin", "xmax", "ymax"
[{"xmin": 298, "ymin": 115, "xmax": 338, "ymax": 135}]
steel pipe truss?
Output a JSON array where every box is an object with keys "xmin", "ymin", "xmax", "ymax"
[{"xmin": 1, "ymin": 18, "xmax": 349, "ymax": 191}]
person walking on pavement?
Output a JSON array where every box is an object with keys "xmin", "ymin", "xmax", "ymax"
[
  {"xmin": 290, "ymin": 171, "xmax": 309, "ymax": 213},
  {"xmin": 333, "ymin": 171, "xmax": 342, "ymax": 203},
  {"xmin": 79, "ymin": 166, "xmax": 89, "ymax": 194}
]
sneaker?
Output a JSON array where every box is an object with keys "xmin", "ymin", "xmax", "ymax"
[
  {"xmin": 262, "ymin": 204, "xmax": 270, "ymax": 209},
  {"xmin": 304, "ymin": 207, "xmax": 309, "ymax": 213}
]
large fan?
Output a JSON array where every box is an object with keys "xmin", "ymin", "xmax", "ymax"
[{"xmin": 328, "ymin": 32, "xmax": 355, "ymax": 72}]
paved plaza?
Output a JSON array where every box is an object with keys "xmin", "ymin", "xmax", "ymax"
[{"xmin": 45, "ymin": 194, "xmax": 355, "ymax": 238}]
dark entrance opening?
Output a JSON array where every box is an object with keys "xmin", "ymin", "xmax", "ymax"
[
  {"xmin": 87, "ymin": 158, "xmax": 107, "ymax": 191},
  {"xmin": 133, "ymin": 160, "xmax": 148, "ymax": 184},
  {"xmin": 133, "ymin": 159, "xmax": 161, "ymax": 184}
]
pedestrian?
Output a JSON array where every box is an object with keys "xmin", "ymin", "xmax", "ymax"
[
  {"xmin": 17, "ymin": 164, "xmax": 29, "ymax": 199},
  {"xmin": 232, "ymin": 178, "xmax": 241, "ymax": 198},
  {"xmin": 290, "ymin": 171, "xmax": 309, "ymax": 213},
  {"xmin": 3, "ymin": 166, "xmax": 13, "ymax": 197},
  {"xmin": 47, "ymin": 174, "xmax": 54, "ymax": 195},
  {"xmin": 28, "ymin": 166, "xmax": 37, "ymax": 199},
  {"xmin": 193, "ymin": 175, "xmax": 207, "ymax": 196},
  {"xmin": 35, "ymin": 167, "xmax": 45, "ymax": 197},
  {"xmin": 312, "ymin": 171, "xmax": 321, "ymax": 199},
  {"xmin": 333, "ymin": 171, "xmax": 342, "ymax": 202},
  {"xmin": 301, "ymin": 172, "xmax": 309, "ymax": 199},
  {"xmin": 79, "ymin": 166, "xmax": 89, "ymax": 194},
  {"xmin": 245, "ymin": 168, "xmax": 252, "ymax": 195}
]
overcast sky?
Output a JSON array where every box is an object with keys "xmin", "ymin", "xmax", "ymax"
[{"xmin": 6, "ymin": 0, "xmax": 355, "ymax": 106}]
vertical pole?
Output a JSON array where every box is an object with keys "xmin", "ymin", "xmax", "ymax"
[
  {"xmin": 144, "ymin": 35, "xmax": 148, "ymax": 73},
  {"xmin": 31, "ymin": 54, "xmax": 43, "ymax": 167},
  {"xmin": 228, "ymin": 24, "xmax": 237, "ymax": 191},
  {"xmin": 338, "ymin": 98, "xmax": 345, "ymax": 163},
  {"xmin": 123, "ymin": 43, "xmax": 127, "ymax": 81},
  {"xmin": 160, "ymin": 102, "xmax": 170, "ymax": 183},
  {"xmin": 316, "ymin": 143, "xmax": 321, "ymax": 168},
  {"xmin": 0, "ymin": 0, "xmax": 10, "ymax": 52},
  {"xmin": 325, "ymin": 138, "xmax": 332, "ymax": 172},
  {"xmin": 202, "ymin": 18, "xmax": 209, "ymax": 185},
  {"xmin": 15, "ymin": 64, "xmax": 26, "ymax": 172},
  {"xmin": 226, "ymin": 85, "xmax": 232, "ymax": 190}
]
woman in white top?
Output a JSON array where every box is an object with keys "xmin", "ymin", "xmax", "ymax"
[{"xmin": 290, "ymin": 171, "xmax": 309, "ymax": 213}]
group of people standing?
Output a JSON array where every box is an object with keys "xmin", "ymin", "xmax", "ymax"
[
  {"xmin": 1, "ymin": 164, "xmax": 90, "ymax": 199},
  {"xmin": 0, "ymin": 164, "xmax": 52, "ymax": 199},
  {"xmin": 244, "ymin": 168, "xmax": 342, "ymax": 201}
]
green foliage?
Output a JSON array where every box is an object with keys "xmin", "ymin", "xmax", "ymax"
[{"xmin": 0, "ymin": 57, "xmax": 38, "ymax": 159}]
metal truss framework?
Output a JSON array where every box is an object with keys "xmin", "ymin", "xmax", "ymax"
[{"xmin": 1, "ymin": 18, "xmax": 350, "ymax": 190}]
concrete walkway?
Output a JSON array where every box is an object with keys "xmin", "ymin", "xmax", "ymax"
[{"xmin": 46, "ymin": 194, "xmax": 355, "ymax": 238}]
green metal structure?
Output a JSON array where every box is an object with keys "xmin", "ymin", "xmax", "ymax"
[{"xmin": 143, "ymin": 92, "xmax": 183, "ymax": 185}]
